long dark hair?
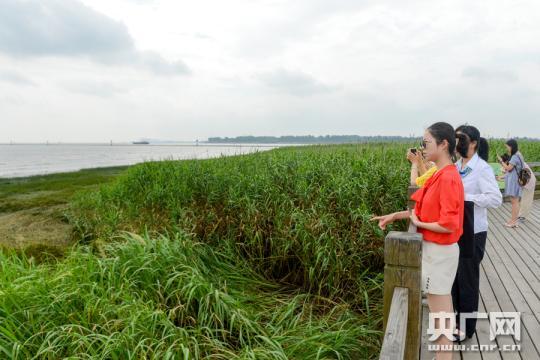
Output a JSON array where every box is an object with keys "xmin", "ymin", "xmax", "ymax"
[
  {"xmin": 506, "ymin": 139, "xmax": 518, "ymax": 156},
  {"xmin": 455, "ymin": 124, "xmax": 489, "ymax": 161},
  {"xmin": 427, "ymin": 122, "xmax": 456, "ymax": 156}
]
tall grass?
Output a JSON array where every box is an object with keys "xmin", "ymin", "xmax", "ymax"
[
  {"xmin": 68, "ymin": 144, "xmax": 412, "ymax": 311},
  {"xmin": 0, "ymin": 231, "xmax": 379, "ymax": 359},
  {"xmin": 0, "ymin": 143, "xmax": 414, "ymax": 359},
  {"xmin": 8, "ymin": 141, "xmax": 538, "ymax": 358},
  {"xmin": 0, "ymin": 143, "xmax": 415, "ymax": 359}
]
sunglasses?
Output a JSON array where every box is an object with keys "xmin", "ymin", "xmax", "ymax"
[{"xmin": 420, "ymin": 139, "xmax": 433, "ymax": 149}]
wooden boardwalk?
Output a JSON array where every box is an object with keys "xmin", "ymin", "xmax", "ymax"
[{"xmin": 420, "ymin": 200, "xmax": 540, "ymax": 360}]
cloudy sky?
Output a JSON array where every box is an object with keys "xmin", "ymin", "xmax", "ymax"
[{"xmin": 1, "ymin": 0, "xmax": 540, "ymax": 143}]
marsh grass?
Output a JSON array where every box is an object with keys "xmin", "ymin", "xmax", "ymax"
[
  {"xmin": 0, "ymin": 232, "xmax": 380, "ymax": 359},
  {"xmin": 69, "ymin": 144, "xmax": 412, "ymax": 310},
  {"xmin": 5, "ymin": 141, "xmax": 539, "ymax": 359}
]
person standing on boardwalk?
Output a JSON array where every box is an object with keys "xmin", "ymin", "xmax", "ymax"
[
  {"xmin": 498, "ymin": 139, "xmax": 523, "ymax": 228},
  {"xmin": 452, "ymin": 125, "xmax": 502, "ymax": 341},
  {"xmin": 372, "ymin": 122, "xmax": 464, "ymax": 360}
]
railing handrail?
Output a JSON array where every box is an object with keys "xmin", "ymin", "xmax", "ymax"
[
  {"xmin": 379, "ymin": 185, "xmax": 422, "ymax": 360},
  {"xmin": 379, "ymin": 287, "xmax": 409, "ymax": 360}
]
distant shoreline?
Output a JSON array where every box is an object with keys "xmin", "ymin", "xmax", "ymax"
[{"xmin": 0, "ymin": 143, "xmax": 290, "ymax": 148}]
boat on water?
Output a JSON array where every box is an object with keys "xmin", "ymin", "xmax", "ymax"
[{"xmin": 132, "ymin": 141, "xmax": 150, "ymax": 145}]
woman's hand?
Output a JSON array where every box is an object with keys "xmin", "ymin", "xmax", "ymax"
[
  {"xmin": 410, "ymin": 212, "xmax": 421, "ymax": 227},
  {"xmin": 411, "ymin": 214, "xmax": 452, "ymax": 233},
  {"xmin": 370, "ymin": 213, "xmax": 395, "ymax": 230},
  {"xmin": 406, "ymin": 150, "xmax": 420, "ymax": 164}
]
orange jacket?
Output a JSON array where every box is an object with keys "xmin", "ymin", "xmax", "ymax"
[{"xmin": 411, "ymin": 164, "xmax": 464, "ymax": 245}]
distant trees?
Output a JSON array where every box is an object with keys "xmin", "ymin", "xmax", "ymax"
[{"xmin": 207, "ymin": 135, "xmax": 420, "ymax": 144}]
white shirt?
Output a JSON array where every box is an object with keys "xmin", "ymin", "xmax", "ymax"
[{"xmin": 456, "ymin": 153, "xmax": 503, "ymax": 233}]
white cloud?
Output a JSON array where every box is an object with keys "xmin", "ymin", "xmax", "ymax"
[
  {"xmin": 256, "ymin": 69, "xmax": 340, "ymax": 96},
  {"xmin": 2, "ymin": 0, "xmax": 540, "ymax": 142},
  {"xmin": 0, "ymin": 70, "xmax": 36, "ymax": 86},
  {"xmin": 462, "ymin": 67, "xmax": 518, "ymax": 83},
  {"xmin": 0, "ymin": 0, "xmax": 189, "ymax": 76}
]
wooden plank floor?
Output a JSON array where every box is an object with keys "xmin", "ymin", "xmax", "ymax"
[{"xmin": 420, "ymin": 200, "xmax": 540, "ymax": 360}]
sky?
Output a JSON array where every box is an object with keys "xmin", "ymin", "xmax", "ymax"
[{"xmin": 1, "ymin": 0, "xmax": 540, "ymax": 143}]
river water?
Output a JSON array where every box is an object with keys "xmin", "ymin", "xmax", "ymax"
[{"xmin": 0, "ymin": 143, "xmax": 287, "ymax": 178}]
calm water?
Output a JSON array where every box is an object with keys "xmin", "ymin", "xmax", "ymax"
[{"xmin": 0, "ymin": 143, "xmax": 286, "ymax": 178}]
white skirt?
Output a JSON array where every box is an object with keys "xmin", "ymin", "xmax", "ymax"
[{"xmin": 422, "ymin": 240, "xmax": 459, "ymax": 295}]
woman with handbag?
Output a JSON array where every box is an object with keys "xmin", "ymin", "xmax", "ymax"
[{"xmin": 497, "ymin": 139, "xmax": 527, "ymax": 227}]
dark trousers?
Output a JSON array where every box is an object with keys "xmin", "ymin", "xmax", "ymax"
[{"xmin": 452, "ymin": 231, "xmax": 487, "ymax": 337}]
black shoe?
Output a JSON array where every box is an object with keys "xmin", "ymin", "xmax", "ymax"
[{"xmin": 452, "ymin": 329, "xmax": 466, "ymax": 342}]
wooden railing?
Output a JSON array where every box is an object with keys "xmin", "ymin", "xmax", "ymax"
[
  {"xmin": 529, "ymin": 161, "xmax": 540, "ymax": 179},
  {"xmin": 381, "ymin": 162, "xmax": 539, "ymax": 358},
  {"xmin": 379, "ymin": 186, "xmax": 423, "ymax": 360}
]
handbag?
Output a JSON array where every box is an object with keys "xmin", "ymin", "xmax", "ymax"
[{"xmin": 516, "ymin": 153, "xmax": 531, "ymax": 187}]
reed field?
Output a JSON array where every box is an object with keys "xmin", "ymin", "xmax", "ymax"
[{"xmin": 1, "ymin": 141, "xmax": 540, "ymax": 359}]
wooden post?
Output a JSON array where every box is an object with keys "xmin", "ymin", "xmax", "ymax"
[
  {"xmin": 382, "ymin": 231, "xmax": 422, "ymax": 360},
  {"xmin": 407, "ymin": 186, "xmax": 418, "ymax": 211}
]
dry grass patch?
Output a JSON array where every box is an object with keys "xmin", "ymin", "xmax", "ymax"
[{"xmin": 0, "ymin": 206, "xmax": 72, "ymax": 249}]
